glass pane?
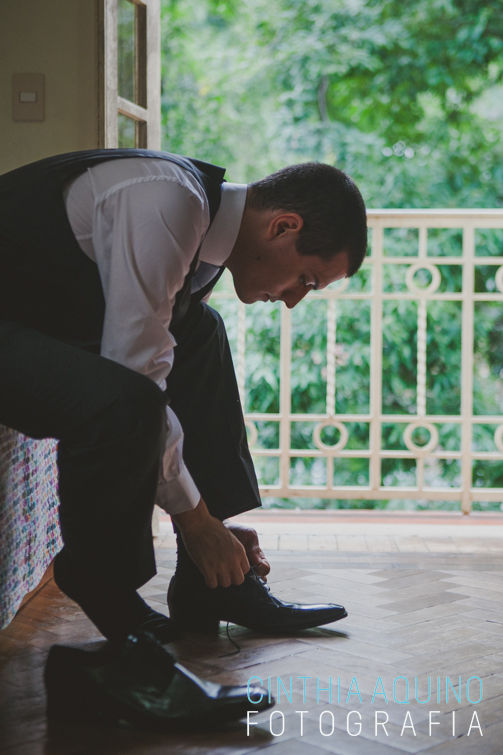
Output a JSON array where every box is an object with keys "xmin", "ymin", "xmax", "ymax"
[
  {"xmin": 473, "ymin": 302, "xmax": 503, "ymax": 415},
  {"xmin": 291, "ymin": 299, "xmax": 327, "ymax": 414},
  {"xmin": 333, "ymin": 457, "xmax": 369, "ymax": 487},
  {"xmin": 289, "ymin": 457, "xmax": 327, "ymax": 487},
  {"xmin": 427, "ymin": 228, "xmax": 462, "ymax": 257},
  {"xmin": 381, "ymin": 458, "xmax": 416, "ymax": 487},
  {"xmin": 426, "ymin": 301, "xmax": 462, "ymax": 415},
  {"xmin": 118, "ymin": 0, "xmax": 135, "ymax": 102},
  {"xmin": 244, "ymin": 302, "xmax": 280, "ymax": 413},
  {"xmin": 118, "ymin": 113, "xmax": 136, "ymax": 147},
  {"xmin": 475, "ymin": 229, "xmax": 503, "ymax": 257},
  {"xmin": 475, "ymin": 264, "xmax": 501, "ymax": 293},
  {"xmin": 255, "ymin": 456, "xmax": 280, "ymax": 486},
  {"xmin": 382, "ymin": 300, "xmax": 417, "ymax": 414},
  {"xmin": 383, "ymin": 228, "xmax": 419, "ymax": 257},
  {"xmin": 335, "ymin": 300, "xmax": 371, "ymax": 414}
]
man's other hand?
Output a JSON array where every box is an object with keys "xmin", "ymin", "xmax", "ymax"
[
  {"xmin": 173, "ymin": 499, "xmax": 249, "ymax": 588},
  {"xmin": 225, "ymin": 523, "xmax": 271, "ymax": 581}
]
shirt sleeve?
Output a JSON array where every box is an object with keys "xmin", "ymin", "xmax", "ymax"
[{"xmin": 92, "ymin": 174, "xmax": 209, "ymax": 514}]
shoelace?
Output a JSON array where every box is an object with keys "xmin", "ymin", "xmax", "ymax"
[
  {"xmin": 255, "ymin": 571, "xmax": 271, "ymax": 591},
  {"xmin": 218, "ymin": 567, "xmax": 271, "ymax": 657},
  {"xmin": 218, "ymin": 622, "xmax": 241, "ymax": 657},
  {"xmin": 251, "ymin": 566, "xmax": 283, "ymax": 607}
]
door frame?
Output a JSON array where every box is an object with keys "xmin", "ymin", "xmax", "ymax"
[{"xmin": 98, "ymin": 0, "xmax": 161, "ymax": 149}]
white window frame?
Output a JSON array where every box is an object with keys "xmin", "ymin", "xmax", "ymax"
[{"xmin": 99, "ymin": 0, "xmax": 161, "ymax": 149}]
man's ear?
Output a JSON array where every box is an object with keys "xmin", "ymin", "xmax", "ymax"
[{"xmin": 270, "ymin": 212, "xmax": 303, "ymax": 238}]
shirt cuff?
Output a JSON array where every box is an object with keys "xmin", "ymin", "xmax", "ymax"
[{"xmin": 155, "ymin": 463, "xmax": 200, "ymax": 515}]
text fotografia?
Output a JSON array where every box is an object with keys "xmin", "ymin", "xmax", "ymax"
[
  {"xmin": 246, "ymin": 675, "xmax": 484, "ymax": 738},
  {"xmin": 246, "ymin": 709, "xmax": 483, "ymax": 739}
]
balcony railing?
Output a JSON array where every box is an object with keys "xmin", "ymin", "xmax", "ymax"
[{"xmin": 210, "ymin": 210, "xmax": 503, "ymax": 513}]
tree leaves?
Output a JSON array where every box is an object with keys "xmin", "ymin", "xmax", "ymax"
[{"xmin": 162, "ymin": 0, "xmax": 503, "ymax": 508}]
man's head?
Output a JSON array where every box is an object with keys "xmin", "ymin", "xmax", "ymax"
[{"xmin": 226, "ymin": 162, "xmax": 367, "ymax": 308}]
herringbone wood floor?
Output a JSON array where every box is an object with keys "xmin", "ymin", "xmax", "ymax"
[{"xmin": 1, "ymin": 522, "xmax": 502, "ymax": 754}]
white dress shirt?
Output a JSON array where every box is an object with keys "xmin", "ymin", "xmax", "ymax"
[{"xmin": 64, "ymin": 157, "xmax": 247, "ymax": 514}]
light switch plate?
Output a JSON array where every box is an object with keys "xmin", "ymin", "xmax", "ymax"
[{"xmin": 12, "ymin": 73, "xmax": 45, "ymax": 121}]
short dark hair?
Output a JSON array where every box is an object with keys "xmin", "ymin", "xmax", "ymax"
[{"xmin": 248, "ymin": 162, "xmax": 367, "ymax": 276}]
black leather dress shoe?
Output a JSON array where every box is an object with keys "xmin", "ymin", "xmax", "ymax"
[
  {"xmin": 45, "ymin": 632, "xmax": 272, "ymax": 729},
  {"xmin": 167, "ymin": 566, "xmax": 347, "ymax": 634},
  {"xmin": 133, "ymin": 609, "xmax": 181, "ymax": 643}
]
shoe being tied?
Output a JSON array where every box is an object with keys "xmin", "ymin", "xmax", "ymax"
[
  {"xmin": 45, "ymin": 632, "xmax": 272, "ymax": 729},
  {"xmin": 167, "ymin": 566, "xmax": 347, "ymax": 634}
]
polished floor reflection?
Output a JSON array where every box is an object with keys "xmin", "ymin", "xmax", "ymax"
[{"xmin": 1, "ymin": 515, "xmax": 502, "ymax": 754}]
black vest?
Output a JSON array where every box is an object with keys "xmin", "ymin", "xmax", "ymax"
[{"xmin": 0, "ymin": 149, "xmax": 226, "ymax": 351}]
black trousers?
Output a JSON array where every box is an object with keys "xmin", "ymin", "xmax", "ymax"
[{"xmin": 0, "ymin": 302, "xmax": 260, "ymax": 595}]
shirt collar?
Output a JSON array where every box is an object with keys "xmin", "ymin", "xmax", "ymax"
[{"xmin": 199, "ymin": 182, "xmax": 247, "ymax": 266}]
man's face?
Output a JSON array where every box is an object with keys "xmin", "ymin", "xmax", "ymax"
[{"xmin": 226, "ymin": 209, "xmax": 349, "ymax": 308}]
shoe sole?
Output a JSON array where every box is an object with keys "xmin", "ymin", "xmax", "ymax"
[{"xmin": 170, "ymin": 609, "xmax": 348, "ymax": 635}]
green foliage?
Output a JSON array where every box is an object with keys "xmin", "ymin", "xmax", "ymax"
[
  {"xmin": 161, "ymin": 0, "xmax": 503, "ymax": 510},
  {"xmin": 161, "ymin": 0, "xmax": 503, "ymax": 205}
]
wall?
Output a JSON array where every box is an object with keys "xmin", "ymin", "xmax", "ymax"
[{"xmin": 0, "ymin": 0, "xmax": 101, "ymax": 174}]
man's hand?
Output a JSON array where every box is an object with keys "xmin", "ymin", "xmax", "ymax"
[
  {"xmin": 225, "ymin": 523, "xmax": 271, "ymax": 581},
  {"xmin": 173, "ymin": 499, "xmax": 249, "ymax": 589}
]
